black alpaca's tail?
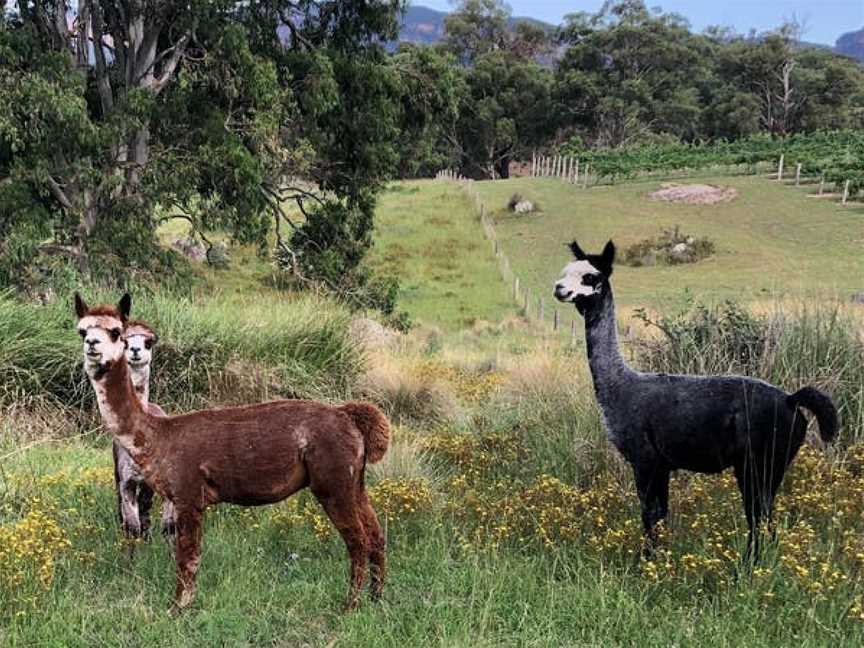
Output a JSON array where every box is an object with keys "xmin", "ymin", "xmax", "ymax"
[{"xmin": 787, "ymin": 387, "xmax": 839, "ymax": 444}]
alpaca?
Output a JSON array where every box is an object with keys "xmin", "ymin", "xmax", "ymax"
[
  {"xmin": 74, "ymin": 293, "xmax": 390, "ymax": 611},
  {"xmin": 553, "ymin": 241, "xmax": 838, "ymax": 559},
  {"xmin": 113, "ymin": 320, "xmax": 176, "ymax": 541}
]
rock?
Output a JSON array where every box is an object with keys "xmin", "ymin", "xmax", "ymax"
[
  {"xmin": 172, "ymin": 236, "xmax": 207, "ymax": 262},
  {"xmin": 851, "ymin": 291, "xmax": 864, "ymax": 305},
  {"xmin": 671, "ymin": 242, "xmax": 688, "ymax": 255},
  {"xmin": 514, "ymin": 200, "xmax": 534, "ymax": 214}
]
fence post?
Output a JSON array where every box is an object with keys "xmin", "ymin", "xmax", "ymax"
[
  {"xmin": 795, "ymin": 163, "xmax": 802, "ymax": 187},
  {"xmin": 819, "ymin": 176, "xmax": 825, "ymax": 196},
  {"xmin": 571, "ymin": 319, "xmax": 577, "ymax": 344},
  {"xmin": 494, "ymin": 239, "xmax": 499, "ymax": 256},
  {"xmin": 842, "ymin": 180, "xmax": 850, "ymax": 204},
  {"xmin": 513, "ymin": 277, "xmax": 520, "ymax": 301},
  {"xmin": 532, "ymin": 151, "xmax": 536, "ymax": 177},
  {"xmin": 553, "ymin": 309, "xmax": 559, "ymax": 331},
  {"xmin": 523, "ymin": 291, "xmax": 529, "ymax": 315},
  {"xmin": 777, "ymin": 154, "xmax": 784, "ymax": 181},
  {"xmin": 583, "ymin": 164, "xmax": 590, "ymax": 189},
  {"xmin": 574, "ymin": 159, "xmax": 580, "ymax": 184}
]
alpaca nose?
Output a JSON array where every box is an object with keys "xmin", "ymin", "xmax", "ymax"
[
  {"xmin": 554, "ymin": 284, "xmax": 570, "ymax": 299},
  {"xmin": 86, "ymin": 338, "xmax": 99, "ymax": 348}
]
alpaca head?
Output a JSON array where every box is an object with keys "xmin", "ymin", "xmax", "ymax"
[
  {"xmin": 125, "ymin": 320, "xmax": 158, "ymax": 372},
  {"xmin": 553, "ymin": 240, "xmax": 615, "ymax": 315},
  {"xmin": 74, "ymin": 293, "xmax": 131, "ymax": 376}
]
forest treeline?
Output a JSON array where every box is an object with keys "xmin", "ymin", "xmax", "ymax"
[{"xmin": 1, "ymin": 0, "xmax": 861, "ymax": 311}]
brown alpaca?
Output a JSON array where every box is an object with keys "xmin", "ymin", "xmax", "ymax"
[{"xmin": 74, "ymin": 293, "xmax": 390, "ymax": 611}]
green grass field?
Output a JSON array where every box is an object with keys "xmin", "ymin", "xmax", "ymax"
[
  {"xmin": 475, "ymin": 175, "xmax": 864, "ymax": 313},
  {"xmin": 2, "ymin": 175, "xmax": 863, "ymax": 646}
]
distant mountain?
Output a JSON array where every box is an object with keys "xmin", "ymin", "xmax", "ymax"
[
  {"xmin": 836, "ymin": 27, "xmax": 864, "ymax": 63},
  {"xmin": 398, "ymin": 5, "xmax": 555, "ymax": 46}
]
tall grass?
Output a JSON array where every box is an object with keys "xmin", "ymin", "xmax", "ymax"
[
  {"xmin": 633, "ymin": 301, "xmax": 864, "ymax": 443},
  {"xmin": 0, "ymin": 290, "xmax": 363, "ymax": 424}
]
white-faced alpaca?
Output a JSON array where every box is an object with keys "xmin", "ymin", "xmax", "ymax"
[
  {"xmin": 114, "ymin": 320, "xmax": 176, "ymax": 541},
  {"xmin": 74, "ymin": 293, "xmax": 390, "ymax": 612},
  {"xmin": 554, "ymin": 241, "xmax": 838, "ymax": 559}
]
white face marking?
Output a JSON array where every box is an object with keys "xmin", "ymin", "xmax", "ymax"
[
  {"xmin": 126, "ymin": 334, "xmax": 153, "ymax": 370},
  {"xmin": 77, "ymin": 316, "xmax": 126, "ymax": 372},
  {"xmin": 554, "ymin": 260, "xmax": 602, "ymax": 302}
]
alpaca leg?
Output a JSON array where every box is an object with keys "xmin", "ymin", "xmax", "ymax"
[
  {"xmin": 161, "ymin": 499, "xmax": 177, "ymax": 547},
  {"xmin": 356, "ymin": 488, "xmax": 386, "ymax": 601},
  {"xmin": 118, "ymin": 479, "xmax": 142, "ymax": 538},
  {"xmin": 634, "ymin": 463, "xmax": 671, "ymax": 557},
  {"xmin": 137, "ymin": 481, "xmax": 155, "ymax": 539},
  {"xmin": 312, "ymin": 489, "xmax": 368, "ymax": 611},
  {"xmin": 172, "ymin": 508, "xmax": 203, "ymax": 612},
  {"xmin": 734, "ymin": 460, "xmax": 763, "ymax": 563}
]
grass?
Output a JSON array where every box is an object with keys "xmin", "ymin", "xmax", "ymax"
[
  {"xmin": 474, "ymin": 175, "xmax": 864, "ymax": 313},
  {"xmin": 370, "ymin": 182, "xmax": 516, "ymax": 331},
  {"xmin": 2, "ymin": 175, "xmax": 864, "ymax": 645}
]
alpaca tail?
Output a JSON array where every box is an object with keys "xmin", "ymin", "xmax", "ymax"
[
  {"xmin": 787, "ymin": 387, "xmax": 839, "ymax": 444},
  {"xmin": 340, "ymin": 402, "xmax": 390, "ymax": 464}
]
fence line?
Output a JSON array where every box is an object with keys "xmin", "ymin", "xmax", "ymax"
[
  {"xmin": 526, "ymin": 151, "xmax": 860, "ymax": 204},
  {"xmin": 436, "ymin": 169, "xmax": 580, "ymax": 341}
]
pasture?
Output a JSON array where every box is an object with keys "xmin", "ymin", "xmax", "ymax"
[{"xmin": 1, "ymin": 175, "xmax": 863, "ymax": 646}]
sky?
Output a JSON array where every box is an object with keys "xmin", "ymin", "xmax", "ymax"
[{"xmin": 414, "ymin": 1, "xmax": 864, "ymax": 46}]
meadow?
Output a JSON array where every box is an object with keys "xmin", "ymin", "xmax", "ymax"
[{"xmin": 1, "ymin": 175, "xmax": 863, "ymax": 646}]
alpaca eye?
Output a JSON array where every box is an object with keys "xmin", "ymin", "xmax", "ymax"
[
  {"xmin": 78, "ymin": 329, "xmax": 86, "ymax": 338},
  {"xmin": 144, "ymin": 340, "xmax": 153, "ymax": 350},
  {"xmin": 583, "ymin": 274, "xmax": 600, "ymax": 287},
  {"xmin": 110, "ymin": 329, "xmax": 121, "ymax": 342}
]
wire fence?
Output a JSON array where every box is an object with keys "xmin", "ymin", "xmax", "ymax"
[{"xmin": 435, "ymin": 169, "xmax": 581, "ymax": 343}]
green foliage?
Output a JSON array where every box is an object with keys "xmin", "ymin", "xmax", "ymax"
[
  {"xmin": 633, "ymin": 300, "xmax": 864, "ymax": 444},
  {"xmin": 623, "ymin": 226, "xmax": 715, "ymax": 267},
  {"xmin": 561, "ymin": 130, "xmax": 864, "ymax": 195},
  {"xmin": 0, "ymin": 288, "xmax": 362, "ymax": 415}
]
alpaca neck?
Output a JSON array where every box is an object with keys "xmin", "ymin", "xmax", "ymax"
[
  {"xmin": 87, "ymin": 358, "xmax": 154, "ymax": 460},
  {"xmin": 130, "ymin": 365, "xmax": 150, "ymax": 405},
  {"xmin": 584, "ymin": 286, "xmax": 633, "ymax": 404}
]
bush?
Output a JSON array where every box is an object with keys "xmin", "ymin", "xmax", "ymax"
[
  {"xmin": 0, "ymin": 289, "xmax": 363, "ymax": 421},
  {"xmin": 623, "ymin": 226, "xmax": 715, "ymax": 266},
  {"xmin": 633, "ymin": 300, "xmax": 864, "ymax": 444}
]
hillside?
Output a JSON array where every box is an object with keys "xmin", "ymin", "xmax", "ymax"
[
  {"xmin": 837, "ymin": 27, "xmax": 864, "ymax": 62},
  {"xmin": 399, "ymin": 5, "xmax": 555, "ymax": 46}
]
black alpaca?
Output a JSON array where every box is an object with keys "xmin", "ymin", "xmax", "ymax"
[{"xmin": 553, "ymin": 240, "xmax": 838, "ymax": 559}]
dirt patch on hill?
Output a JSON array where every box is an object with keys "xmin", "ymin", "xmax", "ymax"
[{"xmin": 648, "ymin": 183, "xmax": 738, "ymax": 205}]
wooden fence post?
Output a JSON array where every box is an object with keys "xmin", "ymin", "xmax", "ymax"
[
  {"xmin": 795, "ymin": 163, "xmax": 802, "ymax": 187},
  {"xmin": 513, "ymin": 277, "xmax": 520, "ymax": 301},
  {"xmin": 583, "ymin": 164, "xmax": 590, "ymax": 189},
  {"xmin": 819, "ymin": 176, "xmax": 825, "ymax": 196},
  {"xmin": 553, "ymin": 309, "xmax": 559, "ymax": 331},
  {"xmin": 532, "ymin": 151, "xmax": 536, "ymax": 177},
  {"xmin": 574, "ymin": 159, "xmax": 580, "ymax": 184},
  {"xmin": 777, "ymin": 154, "xmax": 784, "ymax": 181},
  {"xmin": 842, "ymin": 180, "xmax": 850, "ymax": 204}
]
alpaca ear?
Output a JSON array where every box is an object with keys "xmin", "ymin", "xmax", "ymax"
[
  {"xmin": 569, "ymin": 241, "xmax": 586, "ymax": 259},
  {"xmin": 599, "ymin": 240, "xmax": 616, "ymax": 276},
  {"xmin": 74, "ymin": 292, "xmax": 88, "ymax": 319},
  {"xmin": 118, "ymin": 293, "xmax": 132, "ymax": 320}
]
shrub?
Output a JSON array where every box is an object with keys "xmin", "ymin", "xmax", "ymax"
[
  {"xmin": 624, "ymin": 226, "xmax": 715, "ymax": 266},
  {"xmin": 633, "ymin": 300, "xmax": 864, "ymax": 444},
  {"xmin": 0, "ymin": 289, "xmax": 362, "ymax": 420}
]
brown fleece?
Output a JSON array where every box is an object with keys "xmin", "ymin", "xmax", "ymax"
[
  {"xmin": 338, "ymin": 403, "xmax": 390, "ymax": 464},
  {"xmin": 78, "ymin": 302, "xmax": 390, "ymax": 612}
]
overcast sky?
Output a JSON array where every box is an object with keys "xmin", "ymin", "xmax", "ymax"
[{"xmin": 414, "ymin": 1, "xmax": 864, "ymax": 46}]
